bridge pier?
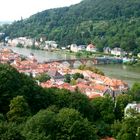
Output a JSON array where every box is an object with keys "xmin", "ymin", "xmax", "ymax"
[
  {"xmin": 44, "ymin": 57, "xmax": 122, "ymax": 66},
  {"xmin": 80, "ymin": 60, "xmax": 87, "ymax": 66},
  {"xmin": 69, "ymin": 61, "xmax": 75, "ymax": 68}
]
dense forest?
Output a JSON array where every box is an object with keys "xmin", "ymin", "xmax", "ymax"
[
  {"xmin": 0, "ymin": 64, "xmax": 140, "ymax": 139},
  {"xmin": 0, "ymin": 0, "xmax": 140, "ymax": 54}
]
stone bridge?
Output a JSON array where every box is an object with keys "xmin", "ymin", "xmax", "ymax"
[{"xmin": 44, "ymin": 57, "xmax": 123, "ymax": 67}]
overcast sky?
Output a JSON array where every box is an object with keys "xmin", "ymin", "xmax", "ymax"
[{"xmin": 0, "ymin": 0, "xmax": 82, "ymax": 21}]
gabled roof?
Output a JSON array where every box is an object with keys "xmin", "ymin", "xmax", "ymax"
[
  {"xmin": 47, "ymin": 69, "xmax": 63, "ymax": 78},
  {"xmin": 87, "ymin": 44, "xmax": 96, "ymax": 48},
  {"xmin": 93, "ymin": 84, "xmax": 107, "ymax": 92}
]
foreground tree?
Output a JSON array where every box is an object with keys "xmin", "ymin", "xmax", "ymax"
[
  {"xmin": 0, "ymin": 122, "xmax": 25, "ymax": 140},
  {"xmin": 23, "ymin": 109, "xmax": 56, "ymax": 139},
  {"xmin": 55, "ymin": 108, "xmax": 97, "ymax": 140},
  {"xmin": 90, "ymin": 96, "xmax": 115, "ymax": 123},
  {"xmin": 52, "ymin": 88, "xmax": 93, "ymax": 119},
  {"xmin": 0, "ymin": 64, "xmax": 54, "ymax": 114},
  {"xmin": 0, "ymin": 64, "xmax": 23, "ymax": 113},
  {"xmin": 23, "ymin": 108, "xmax": 97, "ymax": 140},
  {"xmin": 129, "ymin": 82, "xmax": 140, "ymax": 101},
  {"xmin": 90, "ymin": 96, "xmax": 115, "ymax": 137},
  {"xmin": 116, "ymin": 115, "xmax": 140, "ymax": 140},
  {"xmin": 7, "ymin": 96, "xmax": 30, "ymax": 123},
  {"xmin": 115, "ymin": 94, "xmax": 133, "ymax": 120}
]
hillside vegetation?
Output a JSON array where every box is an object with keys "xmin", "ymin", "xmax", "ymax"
[
  {"xmin": 0, "ymin": 64, "xmax": 140, "ymax": 139},
  {"xmin": 0, "ymin": 0, "xmax": 140, "ymax": 53}
]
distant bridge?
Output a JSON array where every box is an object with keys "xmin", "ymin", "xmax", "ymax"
[{"xmin": 44, "ymin": 57, "xmax": 123, "ymax": 67}]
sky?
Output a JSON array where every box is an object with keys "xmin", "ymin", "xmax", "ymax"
[{"xmin": 0, "ymin": 0, "xmax": 82, "ymax": 21}]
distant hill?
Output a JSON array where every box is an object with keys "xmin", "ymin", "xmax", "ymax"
[{"xmin": 0, "ymin": 0, "xmax": 140, "ymax": 53}]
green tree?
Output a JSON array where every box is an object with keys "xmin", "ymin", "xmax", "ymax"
[
  {"xmin": 72, "ymin": 73, "xmax": 84, "ymax": 80},
  {"xmin": 90, "ymin": 96, "xmax": 115, "ymax": 137},
  {"xmin": 116, "ymin": 115, "xmax": 140, "ymax": 140},
  {"xmin": 115, "ymin": 94, "xmax": 133, "ymax": 120},
  {"xmin": 0, "ymin": 64, "xmax": 55, "ymax": 114},
  {"xmin": 0, "ymin": 122, "xmax": 25, "ymax": 140},
  {"xmin": 90, "ymin": 96, "xmax": 115, "ymax": 123},
  {"xmin": 53, "ymin": 88, "xmax": 93, "ymax": 120},
  {"xmin": 0, "ymin": 114, "xmax": 5, "ymax": 124},
  {"xmin": 23, "ymin": 109, "xmax": 56, "ymax": 140},
  {"xmin": 78, "ymin": 65, "xmax": 104, "ymax": 75},
  {"xmin": 35, "ymin": 73, "xmax": 51, "ymax": 82},
  {"xmin": 111, "ymin": 120, "xmax": 122, "ymax": 138},
  {"xmin": 70, "ymin": 79, "xmax": 77, "ymax": 85},
  {"xmin": 0, "ymin": 64, "xmax": 23, "ymax": 113},
  {"xmin": 55, "ymin": 108, "xmax": 97, "ymax": 140},
  {"xmin": 7, "ymin": 96, "xmax": 30, "ymax": 122},
  {"xmin": 64, "ymin": 74, "xmax": 71, "ymax": 83},
  {"xmin": 130, "ymin": 82, "xmax": 140, "ymax": 101}
]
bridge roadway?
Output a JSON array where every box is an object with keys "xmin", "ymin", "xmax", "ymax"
[{"xmin": 44, "ymin": 57, "xmax": 123, "ymax": 67}]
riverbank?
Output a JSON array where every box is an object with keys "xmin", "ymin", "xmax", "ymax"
[{"xmin": 15, "ymin": 45, "xmax": 115, "ymax": 58}]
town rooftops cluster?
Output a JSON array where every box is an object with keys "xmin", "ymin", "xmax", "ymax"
[{"xmin": 0, "ymin": 48, "xmax": 129, "ymax": 99}]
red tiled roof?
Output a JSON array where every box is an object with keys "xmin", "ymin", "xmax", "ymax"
[
  {"xmin": 76, "ymin": 83, "xmax": 89, "ymax": 89},
  {"xmin": 93, "ymin": 84, "xmax": 107, "ymax": 92},
  {"xmin": 88, "ymin": 93, "xmax": 102, "ymax": 99},
  {"xmin": 87, "ymin": 44, "xmax": 96, "ymax": 48}
]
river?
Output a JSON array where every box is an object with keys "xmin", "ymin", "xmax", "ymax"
[
  {"xmin": 96, "ymin": 65, "xmax": 140, "ymax": 86},
  {"xmin": 6, "ymin": 47, "xmax": 77, "ymax": 62},
  {"xmin": 3, "ymin": 47, "xmax": 140, "ymax": 87}
]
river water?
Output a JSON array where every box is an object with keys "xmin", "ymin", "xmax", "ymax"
[
  {"xmin": 7, "ymin": 47, "xmax": 77, "ymax": 62},
  {"xmin": 3, "ymin": 47, "xmax": 140, "ymax": 87},
  {"xmin": 96, "ymin": 65, "xmax": 140, "ymax": 86}
]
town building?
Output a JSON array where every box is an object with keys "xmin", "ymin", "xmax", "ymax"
[
  {"xmin": 111, "ymin": 48, "xmax": 126, "ymax": 56},
  {"xmin": 86, "ymin": 44, "xmax": 97, "ymax": 52},
  {"xmin": 124, "ymin": 102, "xmax": 140, "ymax": 117}
]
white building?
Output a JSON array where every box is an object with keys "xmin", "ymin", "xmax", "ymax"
[
  {"xmin": 124, "ymin": 103, "xmax": 140, "ymax": 117},
  {"xmin": 86, "ymin": 44, "xmax": 97, "ymax": 52},
  {"xmin": 103, "ymin": 47, "xmax": 111, "ymax": 54},
  {"xmin": 45, "ymin": 41, "xmax": 58, "ymax": 48},
  {"xmin": 111, "ymin": 48, "xmax": 126, "ymax": 56},
  {"xmin": 70, "ymin": 44, "xmax": 78, "ymax": 52},
  {"xmin": 8, "ymin": 37, "xmax": 34, "ymax": 47},
  {"xmin": 78, "ymin": 45, "xmax": 86, "ymax": 51},
  {"xmin": 137, "ymin": 53, "xmax": 140, "ymax": 58}
]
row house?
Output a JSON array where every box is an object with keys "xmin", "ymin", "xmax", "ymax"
[
  {"xmin": 44, "ymin": 41, "xmax": 58, "ymax": 50},
  {"xmin": 41, "ymin": 80, "xmax": 75, "ymax": 92},
  {"xmin": 8, "ymin": 37, "xmax": 34, "ymax": 47},
  {"xmin": 86, "ymin": 44, "xmax": 97, "ymax": 52},
  {"xmin": 70, "ymin": 44, "xmax": 86, "ymax": 53},
  {"xmin": 104, "ymin": 47, "xmax": 126, "ymax": 56},
  {"xmin": 70, "ymin": 43, "xmax": 97, "ymax": 53}
]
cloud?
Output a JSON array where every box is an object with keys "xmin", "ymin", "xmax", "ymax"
[{"xmin": 0, "ymin": 0, "xmax": 81, "ymax": 21}]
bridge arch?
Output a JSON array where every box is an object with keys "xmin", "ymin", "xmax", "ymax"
[
  {"xmin": 61, "ymin": 61, "xmax": 71, "ymax": 67},
  {"xmin": 73, "ymin": 60, "xmax": 83, "ymax": 68}
]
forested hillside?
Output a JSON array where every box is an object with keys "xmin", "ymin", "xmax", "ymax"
[
  {"xmin": 0, "ymin": 64, "xmax": 140, "ymax": 139},
  {"xmin": 0, "ymin": 0, "xmax": 140, "ymax": 53}
]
